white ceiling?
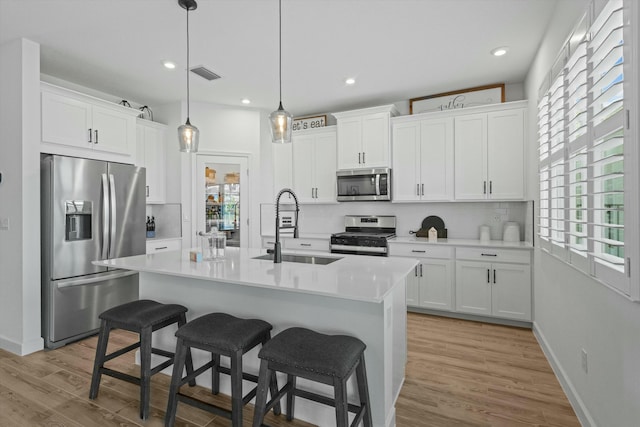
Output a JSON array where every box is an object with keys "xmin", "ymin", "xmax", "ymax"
[{"xmin": 0, "ymin": 0, "xmax": 559, "ymax": 116}]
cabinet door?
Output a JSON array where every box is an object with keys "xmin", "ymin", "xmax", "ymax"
[
  {"xmin": 491, "ymin": 263, "xmax": 531, "ymax": 320},
  {"xmin": 419, "ymin": 259, "xmax": 453, "ymax": 311},
  {"xmin": 292, "ymin": 134, "xmax": 315, "ymax": 203},
  {"xmin": 273, "ymin": 143, "xmax": 293, "ymax": 201},
  {"xmin": 454, "ymin": 113, "xmax": 487, "ymax": 200},
  {"xmin": 361, "ymin": 112, "xmax": 390, "ymax": 167},
  {"xmin": 455, "ymin": 260, "xmax": 492, "ymax": 315},
  {"xmin": 392, "ymin": 121, "xmax": 421, "ymax": 201},
  {"xmin": 143, "ymin": 125, "xmax": 166, "ymax": 204},
  {"xmin": 337, "ymin": 116, "xmax": 362, "ymax": 169},
  {"xmin": 91, "ymin": 104, "xmax": 133, "ymax": 155},
  {"xmin": 420, "ymin": 117, "xmax": 454, "ymax": 201},
  {"xmin": 313, "ymin": 131, "xmax": 337, "ymax": 203},
  {"xmin": 487, "ymin": 109, "xmax": 525, "ymax": 200},
  {"xmin": 41, "ymin": 90, "xmax": 92, "ymax": 148},
  {"xmin": 406, "ymin": 265, "xmax": 420, "ymax": 307}
]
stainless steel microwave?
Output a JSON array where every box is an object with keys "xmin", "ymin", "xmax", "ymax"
[{"xmin": 336, "ymin": 168, "xmax": 391, "ymax": 201}]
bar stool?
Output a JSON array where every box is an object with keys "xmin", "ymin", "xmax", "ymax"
[
  {"xmin": 89, "ymin": 299, "xmax": 194, "ymax": 420},
  {"xmin": 252, "ymin": 327, "xmax": 372, "ymax": 427},
  {"xmin": 165, "ymin": 312, "xmax": 281, "ymax": 427}
]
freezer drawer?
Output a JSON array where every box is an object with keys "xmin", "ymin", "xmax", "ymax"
[{"xmin": 43, "ymin": 270, "xmax": 139, "ymax": 348}]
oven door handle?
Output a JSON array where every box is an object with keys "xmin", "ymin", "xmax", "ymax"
[
  {"xmin": 375, "ymin": 174, "xmax": 381, "ymax": 196},
  {"xmin": 330, "ymin": 244, "xmax": 388, "ymax": 254}
]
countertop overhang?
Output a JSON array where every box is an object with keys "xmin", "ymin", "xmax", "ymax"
[{"xmin": 94, "ymin": 247, "xmax": 418, "ymax": 304}]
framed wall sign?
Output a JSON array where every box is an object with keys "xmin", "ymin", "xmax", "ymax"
[
  {"xmin": 410, "ymin": 83, "xmax": 505, "ymax": 114},
  {"xmin": 292, "ymin": 115, "xmax": 327, "ymax": 131}
]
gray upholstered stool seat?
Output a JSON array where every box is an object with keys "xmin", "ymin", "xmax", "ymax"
[
  {"xmin": 252, "ymin": 327, "xmax": 372, "ymax": 427},
  {"xmin": 89, "ymin": 299, "xmax": 194, "ymax": 420},
  {"xmin": 165, "ymin": 313, "xmax": 281, "ymax": 427}
]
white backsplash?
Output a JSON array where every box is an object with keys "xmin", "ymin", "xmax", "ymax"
[
  {"xmin": 261, "ymin": 201, "xmax": 532, "ymax": 243},
  {"xmin": 146, "ymin": 203, "xmax": 182, "ymax": 239}
]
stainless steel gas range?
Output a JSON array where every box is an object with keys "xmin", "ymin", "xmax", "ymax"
[{"xmin": 330, "ymin": 215, "xmax": 396, "ymax": 257}]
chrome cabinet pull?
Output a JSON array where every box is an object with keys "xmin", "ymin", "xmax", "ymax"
[
  {"xmin": 493, "ymin": 269, "xmax": 496, "ymax": 283},
  {"xmin": 411, "ymin": 250, "xmax": 426, "ymax": 253},
  {"xmin": 363, "ymin": 152, "xmax": 365, "ymax": 163},
  {"xmin": 94, "ymin": 129, "xmax": 99, "ymax": 144},
  {"xmin": 481, "ymin": 253, "xmax": 497, "ymax": 257},
  {"xmin": 421, "ymin": 183, "xmax": 424, "ymax": 196},
  {"xmin": 358, "ymin": 152, "xmax": 361, "ymax": 164},
  {"xmin": 419, "ymin": 263, "xmax": 423, "ymax": 277},
  {"xmin": 155, "ymin": 246, "xmax": 168, "ymax": 250},
  {"xmin": 88, "ymin": 128, "xmax": 93, "ymax": 143},
  {"xmin": 483, "ymin": 181, "xmax": 487, "ymax": 194},
  {"xmin": 300, "ymin": 243, "xmax": 312, "ymax": 247},
  {"xmin": 489, "ymin": 181, "xmax": 492, "ymax": 194},
  {"xmin": 146, "ymin": 185, "xmax": 149, "ymax": 197},
  {"xmin": 487, "ymin": 269, "xmax": 490, "ymax": 283},
  {"xmin": 417, "ymin": 183, "xmax": 420, "ymax": 196}
]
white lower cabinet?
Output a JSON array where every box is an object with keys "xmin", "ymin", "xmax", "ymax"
[
  {"xmin": 455, "ymin": 248, "xmax": 531, "ymax": 321},
  {"xmin": 388, "ymin": 243, "xmax": 454, "ymax": 311},
  {"xmin": 146, "ymin": 238, "xmax": 182, "ymax": 254},
  {"xmin": 391, "ymin": 242, "xmax": 532, "ymax": 322}
]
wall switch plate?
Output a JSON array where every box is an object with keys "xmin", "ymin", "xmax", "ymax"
[
  {"xmin": 0, "ymin": 217, "xmax": 9, "ymax": 230},
  {"xmin": 581, "ymin": 348, "xmax": 588, "ymax": 373}
]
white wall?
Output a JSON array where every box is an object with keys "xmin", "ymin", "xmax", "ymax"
[
  {"xmin": 524, "ymin": 1, "xmax": 640, "ymax": 426},
  {"xmin": 0, "ymin": 38, "xmax": 44, "ymax": 355}
]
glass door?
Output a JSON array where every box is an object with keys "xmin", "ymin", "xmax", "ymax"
[{"xmin": 195, "ymin": 155, "xmax": 248, "ymax": 247}]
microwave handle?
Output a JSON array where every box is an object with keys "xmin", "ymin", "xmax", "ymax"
[{"xmin": 375, "ymin": 174, "xmax": 381, "ymax": 196}]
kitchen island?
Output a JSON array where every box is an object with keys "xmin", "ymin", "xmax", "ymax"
[{"xmin": 96, "ymin": 247, "xmax": 417, "ymax": 427}]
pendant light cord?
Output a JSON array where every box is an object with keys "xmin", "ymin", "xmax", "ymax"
[
  {"xmin": 278, "ymin": 0, "xmax": 282, "ymax": 105},
  {"xmin": 186, "ymin": 6, "xmax": 191, "ymax": 119}
]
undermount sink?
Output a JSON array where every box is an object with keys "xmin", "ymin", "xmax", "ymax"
[{"xmin": 253, "ymin": 253, "xmax": 342, "ymax": 265}]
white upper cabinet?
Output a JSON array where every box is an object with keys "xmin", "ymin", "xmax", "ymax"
[
  {"xmin": 41, "ymin": 82, "xmax": 139, "ymax": 157},
  {"xmin": 292, "ymin": 127, "xmax": 337, "ymax": 203},
  {"xmin": 272, "ymin": 143, "xmax": 293, "ymax": 201},
  {"xmin": 454, "ymin": 104, "xmax": 526, "ymax": 200},
  {"xmin": 333, "ymin": 105, "xmax": 399, "ymax": 170},
  {"xmin": 136, "ymin": 119, "xmax": 167, "ymax": 204},
  {"xmin": 392, "ymin": 116, "xmax": 454, "ymax": 201}
]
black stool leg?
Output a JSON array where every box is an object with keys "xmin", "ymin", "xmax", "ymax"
[
  {"xmin": 261, "ymin": 332, "xmax": 281, "ymax": 417},
  {"xmin": 178, "ymin": 313, "xmax": 196, "ymax": 387},
  {"xmin": 334, "ymin": 376, "xmax": 349, "ymax": 427},
  {"xmin": 89, "ymin": 319, "xmax": 110, "ymax": 399},
  {"xmin": 166, "ymin": 337, "xmax": 188, "ymax": 427},
  {"xmin": 251, "ymin": 360, "xmax": 271, "ymax": 427},
  {"xmin": 139, "ymin": 325, "xmax": 153, "ymax": 420},
  {"xmin": 356, "ymin": 355, "xmax": 373, "ymax": 427},
  {"xmin": 211, "ymin": 353, "xmax": 221, "ymax": 394},
  {"xmin": 230, "ymin": 349, "xmax": 244, "ymax": 427},
  {"xmin": 286, "ymin": 374, "xmax": 296, "ymax": 421}
]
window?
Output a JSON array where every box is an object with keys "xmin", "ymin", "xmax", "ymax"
[{"xmin": 537, "ymin": 0, "xmax": 634, "ymax": 296}]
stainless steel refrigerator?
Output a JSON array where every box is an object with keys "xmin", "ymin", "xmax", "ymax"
[{"xmin": 41, "ymin": 154, "xmax": 146, "ymax": 348}]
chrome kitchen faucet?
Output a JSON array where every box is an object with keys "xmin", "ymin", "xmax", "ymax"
[{"xmin": 273, "ymin": 188, "xmax": 299, "ymax": 263}]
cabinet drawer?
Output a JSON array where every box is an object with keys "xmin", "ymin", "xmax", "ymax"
[
  {"xmin": 455, "ymin": 247, "xmax": 530, "ymax": 264},
  {"xmin": 146, "ymin": 239, "xmax": 181, "ymax": 254},
  {"xmin": 388, "ymin": 243, "xmax": 453, "ymax": 259},
  {"xmin": 284, "ymin": 238, "xmax": 329, "ymax": 252}
]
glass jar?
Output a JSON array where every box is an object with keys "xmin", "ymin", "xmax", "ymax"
[{"xmin": 199, "ymin": 230, "xmax": 226, "ymax": 260}]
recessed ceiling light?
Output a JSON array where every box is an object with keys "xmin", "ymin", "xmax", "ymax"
[
  {"xmin": 491, "ymin": 47, "xmax": 509, "ymax": 57},
  {"xmin": 345, "ymin": 78, "xmax": 356, "ymax": 85},
  {"xmin": 241, "ymin": 98, "xmax": 251, "ymax": 105},
  {"xmin": 162, "ymin": 60, "xmax": 176, "ymax": 69}
]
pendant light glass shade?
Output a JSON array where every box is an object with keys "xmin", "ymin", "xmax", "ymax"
[
  {"xmin": 177, "ymin": 0, "xmax": 199, "ymax": 152},
  {"xmin": 270, "ymin": 102, "xmax": 292, "ymax": 144},
  {"xmin": 270, "ymin": 0, "xmax": 292, "ymax": 144},
  {"xmin": 178, "ymin": 118, "xmax": 199, "ymax": 152}
]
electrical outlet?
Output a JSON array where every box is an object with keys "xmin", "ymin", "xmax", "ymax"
[
  {"xmin": 581, "ymin": 349, "xmax": 588, "ymax": 373},
  {"xmin": 492, "ymin": 214, "xmax": 501, "ymax": 222},
  {"xmin": 0, "ymin": 217, "xmax": 9, "ymax": 230}
]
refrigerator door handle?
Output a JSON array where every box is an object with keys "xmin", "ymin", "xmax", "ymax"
[
  {"xmin": 56, "ymin": 270, "xmax": 138, "ymax": 289},
  {"xmin": 109, "ymin": 174, "xmax": 117, "ymax": 258},
  {"xmin": 101, "ymin": 173, "xmax": 110, "ymax": 260}
]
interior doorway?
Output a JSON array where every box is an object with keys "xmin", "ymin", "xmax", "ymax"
[{"xmin": 194, "ymin": 154, "xmax": 249, "ymax": 247}]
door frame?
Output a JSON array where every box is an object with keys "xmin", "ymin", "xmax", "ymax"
[{"xmin": 191, "ymin": 152, "xmax": 251, "ymax": 248}]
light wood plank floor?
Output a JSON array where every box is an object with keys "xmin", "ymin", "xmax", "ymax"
[{"xmin": 0, "ymin": 313, "xmax": 579, "ymax": 426}]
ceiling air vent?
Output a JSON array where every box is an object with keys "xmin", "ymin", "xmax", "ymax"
[{"xmin": 190, "ymin": 66, "xmax": 221, "ymax": 81}]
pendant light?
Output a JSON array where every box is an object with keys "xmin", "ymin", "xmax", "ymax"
[
  {"xmin": 177, "ymin": 0, "xmax": 199, "ymax": 152},
  {"xmin": 270, "ymin": 0, "xmax": 292, "ymax": 144}
]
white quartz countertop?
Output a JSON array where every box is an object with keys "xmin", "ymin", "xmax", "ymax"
[
  {"xmin": 389, "ymin": 236, "xmax": 534, "ymax": 250},
  {"xmin": 94, "ymin": 247, "xmax": 417, "ymax": 304}
]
